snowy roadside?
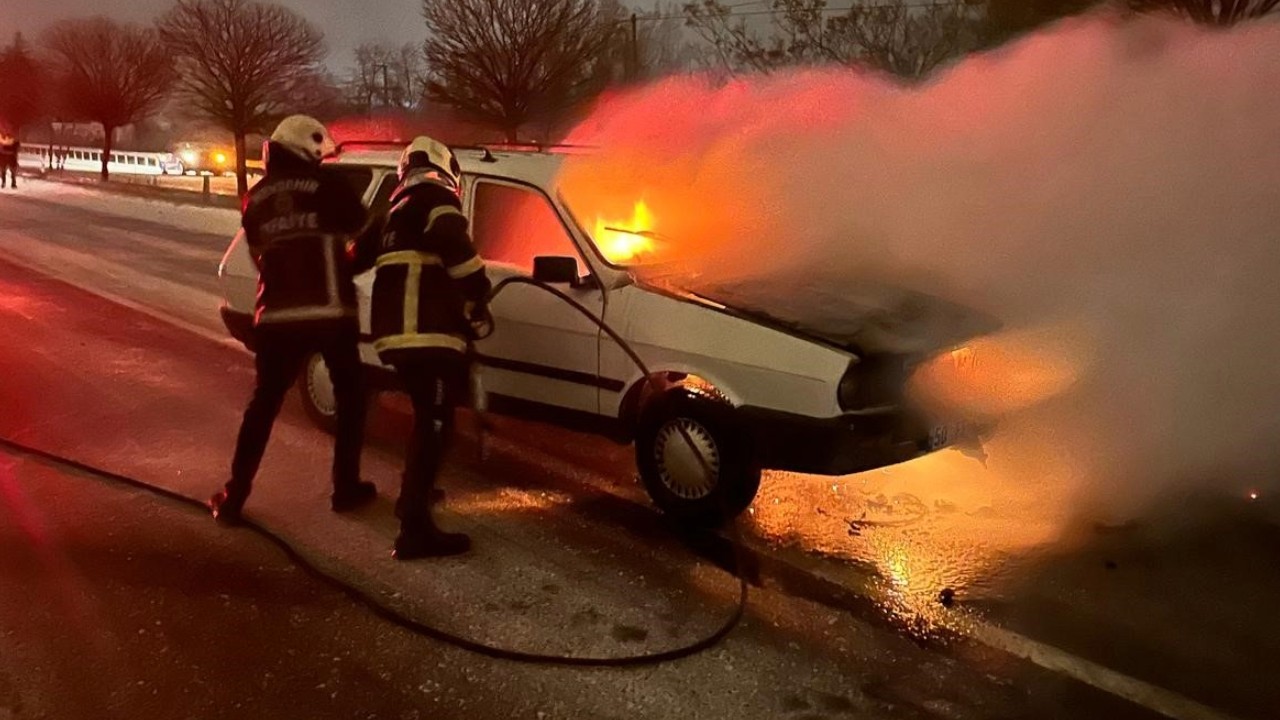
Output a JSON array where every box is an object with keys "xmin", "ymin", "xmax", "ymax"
[
  {"xmin": 0, "ymin": 181, "xmax": 241, "ymax": 341},
  {"xmin": 7, "ymin": 177, "xmax": 242, "ymax": 236}
]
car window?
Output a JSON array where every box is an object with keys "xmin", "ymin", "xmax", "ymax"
[
  {"xmin": 323, "ymin": 165, "xmax": 375, "ymax": 201},
  {"xmin": 470, "ymin": 181, "xmax": 579, "ymax": 271},
  {"xmin": 368, "ymin": 174, "xmax": 397, "ymax": 217}
]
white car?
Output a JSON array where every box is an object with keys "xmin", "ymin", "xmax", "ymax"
[{"xmin": 218, "ymin": 144, "xmax": 996, "ymax": 526}]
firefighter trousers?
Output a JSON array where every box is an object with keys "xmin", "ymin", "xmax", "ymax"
[
  {"xmin": 0, "ymin": 160, "xmax": 17, "ymax": 188},
  {"xmin": 392, "ymin": 354, "xmax": 466, "ymax": 526},
  {"xmin": 228, "ymin": 322, "xmax": 366, "ymax": 499}
]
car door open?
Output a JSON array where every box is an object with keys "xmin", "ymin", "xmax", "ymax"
[{"xmin": 468, "ymin": 179, "xmax": 605, "ymax": 415}]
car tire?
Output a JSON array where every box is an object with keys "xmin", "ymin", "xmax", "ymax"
[
  {"xmin": 298, "ymin": 352, "xmax": 338, "ymax": 434},
  {"xmin": 635, "ymin": 387, "xmax": 761, "ymax": 528}
]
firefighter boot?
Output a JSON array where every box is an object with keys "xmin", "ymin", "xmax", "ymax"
[
  {"xmin": 331, "ymin": 480, "xmax": 378, "ymax": 513},
  {"xmin": 392, "ymin": 517, "xmax": 471, "ymax": 560}
]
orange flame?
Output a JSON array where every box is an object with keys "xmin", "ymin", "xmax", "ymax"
[{"xmin": 592, "ymin": 200, "xmax": 656, "ymax": 264}]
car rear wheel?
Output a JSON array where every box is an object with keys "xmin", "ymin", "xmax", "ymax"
[
  {"xmin": 635, "ymin": 388, "xmax": 761, "ymax": 528},
  {"xmin": 298, "ymin": 352, "xmax": 337, "ymax": 434}
]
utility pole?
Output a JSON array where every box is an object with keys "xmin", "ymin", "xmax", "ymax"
[
  {"xmin": 630, "ymin": 12, "xmax": 639, "ymax": 81},
  {"xmin": 378, "ymin": 63, "xmax": 391, "ymax": 108}
]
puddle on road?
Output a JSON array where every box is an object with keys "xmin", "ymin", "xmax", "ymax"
[{"xmin": 741, "ymin": 424, "xmax": 1083, "ymax": 629}]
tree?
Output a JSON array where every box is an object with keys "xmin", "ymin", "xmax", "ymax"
[
  {"xmin": 594, "ymin": 2, "xmax": 701, "ymax": 83},
  {"xmin": 422, "ymin": 0, "xmax": 617, "ymax": 142},
  {"xmin": 345, "ymin": 42, "xmax": 427, "ymax": 115},
  {"xmin": 160, "ymin": 0, "xmax": 327, "ymax": 197},
  {"xmin": 1126, "ymin": 0, "xmax": 1280, "ymax": 24},
  {"xmin": 42, "ymin": 19, "xmax": 172, "ymax": 181},
  {"xmin": 684, "ymin": 0, "xmax": 985, "ymax": 79},
  {"xmin": 0, "ymin": 33, "xmax": 45, "ymax": 135},
  {"xmin": 292, "ymin": 69, "xmax": 346, "ymax": 121},
  {"xmin": 983, "ymin": 0, "xmax": 1098, "ymax": 45},
  {"xmin": 826, "ymin": 0, "xmax": 985, "ymax": 77}
]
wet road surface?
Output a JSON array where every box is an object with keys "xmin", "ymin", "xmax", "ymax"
[
  {"xmin": 2, "ymin": 184, "xmax": 1274, "ymax": 718},
  {"xmin": 1, "ymin": 452, "xmax": 535, "ymax": 720}
]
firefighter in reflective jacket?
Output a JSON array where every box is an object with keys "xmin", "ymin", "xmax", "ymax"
[
  {"xmin": 210, "ymin": 115, "xmax": 379, "ymax": 524},
  {"xmin": 372, "ymin": 136, "xmax": 491, "ymax": 559}
]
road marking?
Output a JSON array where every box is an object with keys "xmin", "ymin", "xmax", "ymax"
[{"xmin": 958, "ymin": 619, "xmax": 1242, "ymax": 720}]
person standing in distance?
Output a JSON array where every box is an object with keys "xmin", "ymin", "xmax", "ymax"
[
  {"xmin": 210, "ymin": 115, "xmax": 378, "ymax": 523},
  {"xmin": 370, "ymin": 136, "xmax": 491, "ymax": 559},
  {"xmin": 0, "ymin": 133, "xmax": 20, "ymax": 189}
]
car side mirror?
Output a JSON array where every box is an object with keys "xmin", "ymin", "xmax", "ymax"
[{"xmin": 532, "ymin": 256, "xmax": 580, "ymax": 285}]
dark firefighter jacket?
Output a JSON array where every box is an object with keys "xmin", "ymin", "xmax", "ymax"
[
  {"xmin": 242, "ymin": 143, "xmax": 372, "ymax": 330},
  {"xmin": 0, "ymin": 138, "xmax": 19, "ymax": 163},
  {"xmin": 370, "ymin": 172, "xmax": 490, "ymax": 364}
]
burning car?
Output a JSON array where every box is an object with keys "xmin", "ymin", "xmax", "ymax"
[{"xmin": 217, "ymin": 144, "xmax": 996, "ymax": 526}]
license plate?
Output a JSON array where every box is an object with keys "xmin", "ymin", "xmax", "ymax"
[{"xmin": 928, "ymin": 423, "xmax": 968, "ymax": 450}]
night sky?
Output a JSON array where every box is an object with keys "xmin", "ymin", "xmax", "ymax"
[{"xmin": 1, "ymin": 0, "xmax": 426, "ymax": 67}]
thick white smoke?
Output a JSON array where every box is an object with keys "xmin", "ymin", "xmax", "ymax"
[{"xmin": 562, "ymin": 11, "xmax": 1280, "ymax": 521}]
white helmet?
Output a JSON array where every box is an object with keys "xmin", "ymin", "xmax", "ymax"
[
  {"xmin": 268, "ymin": 115, "xmax": 336, "ymax": 165},
  {"xmin": 398, "ymin": 135, "xmax": 460, "ymax": 188}
]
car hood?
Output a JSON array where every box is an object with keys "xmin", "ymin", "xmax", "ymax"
[{"xmin": 644, "ymin": 272, "xmax": 1002, "ymax": 356}]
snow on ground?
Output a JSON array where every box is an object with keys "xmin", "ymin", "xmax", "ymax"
[
  {"xmin": 11, "ymin": 177, "xmax": 242, "ymax": 236},
  {"xmin": 0, "ymin": 180, "xmax": 242, "ymax": 342}
]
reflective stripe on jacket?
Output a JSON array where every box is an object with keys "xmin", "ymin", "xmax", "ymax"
[{"xmin": 370, "ymin": 173, "xmax": 491, "ymax": 361}]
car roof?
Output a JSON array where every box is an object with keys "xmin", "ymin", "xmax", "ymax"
[{"xmin": 328, "ymin": 147, "xmax": 568, "ymax": 191}]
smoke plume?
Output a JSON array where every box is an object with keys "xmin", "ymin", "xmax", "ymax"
[{"xmin": 561, "ymin": 11, "xmax": 1280, "ymax": 520}]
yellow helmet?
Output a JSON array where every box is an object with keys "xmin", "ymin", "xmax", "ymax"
[{"xmin": 398, "ymin": 135, "xmax": 460, "ymax": 188}]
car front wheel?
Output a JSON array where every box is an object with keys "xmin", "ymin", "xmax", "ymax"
[
  {"xmin": 635, "ymin": 388, "xmax": 761, "ymax": 528},
  {"xmin": 298, "ymin": 352, "xmax": 338, "ymax": 434}
]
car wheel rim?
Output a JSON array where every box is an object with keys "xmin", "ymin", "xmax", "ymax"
[
  {"xmin": 653, "ymin": 418, "xmax": 721, "ymax": 501},
  {"xmin": 306, "ymin": 354, "xmax": 337, "ymax": 417}
]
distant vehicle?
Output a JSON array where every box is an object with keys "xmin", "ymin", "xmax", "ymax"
[
  {"xmin": 20, "ymin": 145, "xmax": 184, "ymax": 176},
  {"xmin": 173, "ymin": 142, "xmax": 235, "ymax": 176},
  {"xmin": 217, "ymin": 144, "xmax": 995, "ymax": 527}
]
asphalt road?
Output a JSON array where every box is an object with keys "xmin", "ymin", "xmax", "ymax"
[
  {"xmin": 1, "ymin": 451, "xmax": 537, "ymax": 720},
  {"xmin": 1, "ymin": 183, "xmax": 1274, "ymax": 719}
]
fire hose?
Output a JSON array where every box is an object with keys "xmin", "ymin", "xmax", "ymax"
[{"xmin": 0, "ymin": 276, "xmax": 750, "ymax": 667}]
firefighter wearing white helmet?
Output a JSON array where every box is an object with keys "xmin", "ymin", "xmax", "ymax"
[
  {"xmin": 210, "ymin": 115, "xmax": 379, "ymax": 524},
  {"xmin": 370, "ymin": 136, "xmax": 491, "ymax": 559}
]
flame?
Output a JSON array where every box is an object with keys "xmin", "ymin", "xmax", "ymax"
[{"xmin": 592, "ymin": 201, "xmax": 656, "ymax": 264}]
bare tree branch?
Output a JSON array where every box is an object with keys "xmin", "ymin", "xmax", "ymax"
[
  {"xmin": 683, "ymin": 0, "xmax": 984, "ymax": 79},
  {"xmin": 42, "ymin": 18, "xmax": 172, "ymax": 180},
  {"xmin": 160, "ymin": 0, "xmax": 326, "ymax": 196},
  {"xmin": 344, "ymin": 42, "xmax": 427, "ymax": 114},
  {"xmin": 1126, "ymin": 0, "xmax": 1280, "ymax": 24},
  {"xmin": 422, "ymin": 0, "xmax": 617, "ymax": 142}
]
